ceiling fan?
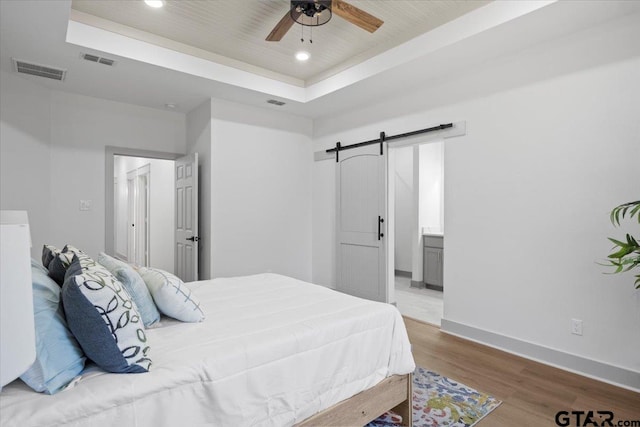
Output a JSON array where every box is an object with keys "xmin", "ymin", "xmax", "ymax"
[{"xmin": 266, "ymin": 0, "xmax": 384, "ymax": 42}]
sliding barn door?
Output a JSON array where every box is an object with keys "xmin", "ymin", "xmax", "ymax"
[
  {"xmin": 175, "ymin": 153, "xmax": 198, "ymax": 282},
  {"xmin": 336, "ymin": 144, "xmax": 387, "ymax": 302}
]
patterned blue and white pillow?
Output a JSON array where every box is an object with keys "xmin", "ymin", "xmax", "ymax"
[
  {"xmin": 97, "ymin": 252, "xmax": 160, "ymax": 328},
  {"xmin": 62, "ymin": 255, "xmax": 151, "ymax": 373},
  {"xmin": 138, "ymin": 267, "xmax": 205, "ymax": 323}
]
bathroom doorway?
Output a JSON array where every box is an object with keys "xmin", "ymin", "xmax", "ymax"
[{"xmin": 391, "ymin": 142, "xmax": 444, "ymax": 326}]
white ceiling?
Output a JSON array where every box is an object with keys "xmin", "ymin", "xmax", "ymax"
[
  {"xmin": 1, "ymin": 1, "xmax": 639, "ymax": 119},
  {"xmin": 69, "ymin": 0, "xmax": 490, "ymax": 86}
]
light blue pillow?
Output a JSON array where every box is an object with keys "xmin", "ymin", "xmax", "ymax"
[
  {"xmin": 31, "ymin": 257, "xmax": 48, "ymax": 275},
  {"xmin": 62, "ymin": 255, "xmax": 151, "ymax": 373},
  {"xmin": 20, "ymin": 265, "xmax": 86, "ymax": 394},
  {"xmin": 97, "ymin": 252, "xmax": 160, "ymax": 327},
  {"xmin": 138, "ymin": 267, "xmax": 205, "ymax": 323}
]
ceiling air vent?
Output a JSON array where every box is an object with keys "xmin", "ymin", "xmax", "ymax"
[
  {"xmin": 267, "ymin": 99, "xmax": 286, "ymax": 106},
  {"xmin": 82, "ymin": 53, "xmax": 100, "ymax": 63},
  {"xmin": 13, "ymin": 59, "xmax": 66, "ymax": 81},
  {"xmin": 81, "ymin": 53, "xmax": 116, "ymax": 66},
  {"xmin": 98, "ymin": 57, "xmax": 115, "ymax": 66}
]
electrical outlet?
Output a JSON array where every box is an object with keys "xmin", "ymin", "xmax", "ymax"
[
  {"xmin": 79, "ymin": 200, "xmax": 92, "ymax": 211},
  {"xmin": 571, "ymin": 319, "xmax": 583, "ymax": 336}
]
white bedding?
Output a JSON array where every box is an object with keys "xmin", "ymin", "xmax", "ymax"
[{"xmin": 0, "ymin": 273, "xmax": 415, "ymax": 427}]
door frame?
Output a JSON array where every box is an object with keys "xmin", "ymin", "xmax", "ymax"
[
  {"xmin": 126, "ymin": 168, "xmax": 136, "ymax": 262},
  {"xmin": 126, "ymin": 163, "xmax": 151, "ymax": 266},
  {"xmin": 105, "ymin": 146, "xmax": 183, "ymax": 260},
  {"xmin": 387, "ymin": 137, "xmax": 446, "ymax": 294}
]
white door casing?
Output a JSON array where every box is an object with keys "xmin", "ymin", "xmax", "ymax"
[
  {"xmin": 136, "ymin": 165, "xmax": 150, "ymax": 267},
  {"xmin": 126, "ymin": 164, "xmax": 151, "ymax": 266},
  {"xmin": 336, "ymin": 144, "xmax": 387, "ymax": 302},
  {"xmin": 126, "ymin": 170, "xmax": 136, "ymax": 263},
  {"xmin": 175, "ymin": 153, "xmax": 198, "ymax": 282}
]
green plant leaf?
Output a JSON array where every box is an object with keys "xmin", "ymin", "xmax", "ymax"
[
  {"xmin": 604, "ymin": 201, "xmax": 640, "ymax": 289},
  {"xmin": 630, "ymin": 203, "xmax": 640, "ymax": 222},
  {"xmin": 607, "ymin": 237, "xmax": 627, "ymax": 246}
]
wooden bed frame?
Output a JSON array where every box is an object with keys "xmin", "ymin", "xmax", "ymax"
[{"xmin": 296, "ymin": 373, "xmax": 413, "ymax": 427}]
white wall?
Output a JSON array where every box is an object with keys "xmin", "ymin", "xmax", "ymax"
[
  {"xmin": 114, "ymin": 155, "xmax": 175, "ymax": 272},
  {"xmin": 46, "ymin": 91, "xmax": 185, "ymax": 259},
  {"xmin": 312, "ymin": 14, "xmax": 640, "ymax": 382},
  {"xmin": 0, "ymin": 71, "xmax": 52, "ymax": 259},
  {"xmin": 0, "ymin": 72, "xmax": 186, "ymax": 260},
  {"xmin": 186, "ymin": 100, "xmax": 212, "ymax": 279},
  {"xmin": 209, "ymin": 99, "xmax": 313, "ymax": 281},
  {"xmin": 393, "ymin": 146, "xmax": 413, "ymax": 273}
]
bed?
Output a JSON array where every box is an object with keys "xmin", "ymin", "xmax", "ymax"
[{"xmin": 0, "ymin": 273, "xmax": 415, "ymax": 427}]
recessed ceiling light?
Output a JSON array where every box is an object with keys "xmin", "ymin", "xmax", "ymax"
[
  {"xmin": 144, "ymin": 0, "xmax": 164, "ymax": 8},
  {"xmin": 165, "ymin": 103, "xmax": 177, "ymax": 109},
  {"xmin": 295, "ymin": 51, "xmax": 310, "ymax": 62}
]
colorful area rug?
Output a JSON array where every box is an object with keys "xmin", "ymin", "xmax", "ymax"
[{"xmin": 367, "ymin": 367, "xmax": 502, "ymax": 427}]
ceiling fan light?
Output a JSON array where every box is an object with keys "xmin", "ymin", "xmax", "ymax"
[
  {"xmin": 144, "ymin": 0, "xmax": 164, "ymax": 8},
  {"xmin": 295, "ymin": 51, "xmax": 310, "ymax": 61},
  {"xmin": 291, "ymin": 1, "xmax": 332, "ymax": 26}
]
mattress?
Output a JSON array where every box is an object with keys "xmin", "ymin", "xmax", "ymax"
[{"xmin": 0, "ymin": 273, "xmax": 415, "ymax": 427}]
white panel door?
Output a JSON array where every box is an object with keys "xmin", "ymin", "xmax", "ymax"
[
  {"xmin": 175, "ymin": 153, "xmax": 198, "ymax": 282},
  {"xmin": 336, "ymin": 144, "xmax": 387, "ymax": 302}
]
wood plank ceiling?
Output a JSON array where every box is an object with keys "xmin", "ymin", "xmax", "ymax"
[{"xmin": 71, "ymin": 0, "xmax": 490, "ymax": 86}]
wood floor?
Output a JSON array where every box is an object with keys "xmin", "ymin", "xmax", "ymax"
[{"xmin": 404, "ymin": 317, "xmax": 640, "ymax": 426}]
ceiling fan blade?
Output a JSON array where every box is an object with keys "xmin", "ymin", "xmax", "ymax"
[
  {"xmin": 266, "ymin": 9, "xmax": 302, "ymax": 42},
  {"xmin": 332, "ymin": 0, "xmax": 383, "ymax": 33}
]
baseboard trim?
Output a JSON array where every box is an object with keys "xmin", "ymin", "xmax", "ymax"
[
  {"xmin": 395, "ymin": 270, "xmax": 412, "ymax": 278},
  {"xmin": 440, "ymin": 319, "xmax": 640, "ymax": 392},
  {"xmin": 410, "ymin": 280, "xmax": 424, "ymax": 288}
]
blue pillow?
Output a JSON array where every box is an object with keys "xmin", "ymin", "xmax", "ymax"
[
  {"xmin": 97, "ymin": 252, "xmax": 160, "ymax": 327},
  {"xmin": 31, "ymin": 257, "xmax": 48, "ymax": 275},
  {"xmin": 138, "ymin": 267, "xmax": 205, "ymax": 323},
  {"xmin": 41, "ymin": 244, "xmax": 61, "ymax": 269},
  {"xmin": 47, "ymin": 245, "xmax": 92, "ymax": 286},
  {"xmin": 62, "ymin": 255, "xmax": 151, "ymax": 373},
  {"xmin": 20, "ymin": 265, "xmax": 86, "ymax": 394}
]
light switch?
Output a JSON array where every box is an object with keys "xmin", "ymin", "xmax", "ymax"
[{"xmin": 79, "ymin": 200, "xmax": 92, "ymax": 211}]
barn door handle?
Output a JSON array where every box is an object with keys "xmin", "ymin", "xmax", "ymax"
[
  {"xmin": 378, "ymin": 216, "xmax": 384, "ymax": 240},
  {"xmin": 186, "ymin": 236, "xmax": 200, "ymax": 242}
]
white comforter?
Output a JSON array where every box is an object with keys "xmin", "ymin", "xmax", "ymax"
[{"xmin": 0, "ymin": 273, "xmax": 415, "ymax": 427}]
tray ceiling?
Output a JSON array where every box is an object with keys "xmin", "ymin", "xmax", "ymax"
[{"xmin": 70, "ymin": 0, "xmax": 490, "ymax": 86}]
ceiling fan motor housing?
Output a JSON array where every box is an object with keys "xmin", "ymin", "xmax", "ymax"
[
  {"xmin": 266, "ymin": 0, "xmax": 382, "ymax": 42},
  {"xmin": 291, "ymin": 0, "xmax": 332, "ymax": 26}
]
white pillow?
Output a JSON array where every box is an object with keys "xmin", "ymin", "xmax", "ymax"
[{"xmin": 137, "ymin": 267, "xmax": 204, "ymax": 323}]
